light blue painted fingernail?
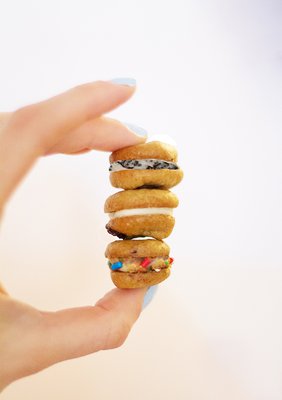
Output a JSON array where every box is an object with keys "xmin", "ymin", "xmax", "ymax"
[
  {"xmin": 142, "ymin": 285, "xmax": 158, "ymax": 311},
  {"xmin": 124, "ymin": 122, "xmax": 147, "ymax": 137},
  {"xmin": 110, "ymin": 77, "xmax": 136, "ymax": 87}
]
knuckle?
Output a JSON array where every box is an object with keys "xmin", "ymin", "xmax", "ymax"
[
  {"xmin": 10, "ymin": 104, "xmax": 50, "ymax": 151},
  {"xmin": 108, "ymin": 320, "xmax": 131, "ymax": 350},
  {"xmin": 95, "ymin": 301, "xmax": 135, "ymax": 351},
  {"xmin": 11, "ymin": 105, "xmax": 38, "ymax": 127}
]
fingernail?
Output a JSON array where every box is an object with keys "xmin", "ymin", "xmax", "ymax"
[
  {"xmin": 110, "ymin": 77, "xmax": 137, "ymax": 87},
  {"xmin": 124, "ymin": 122, "xmax": 147, "ymax": 137},
  {"xmin": 142, "ymin": 285, "xmax": 158, "ymax": 311}
]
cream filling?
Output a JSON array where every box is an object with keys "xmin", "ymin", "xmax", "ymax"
[
  {"xmin": 109, "ymin": 159, "xmax": 179, "ymax": 172},
  {"xmin": 108, "ymin": 207, "xmax": 173, "ymax": 220}
]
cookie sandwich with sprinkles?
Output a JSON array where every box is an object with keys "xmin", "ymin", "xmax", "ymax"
[
  {"xmin": 109, "ymin": 141, "xmax": 183, "ymax": 190},
  {"xmin": 105, "ymin": 239, "xmax": 174, "ymax": 288}
]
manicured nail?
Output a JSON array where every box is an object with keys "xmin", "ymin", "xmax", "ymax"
[
  {"xmin": 110, "ymin": 77, "xmax": 136, "ymax": 87},
  {"xmin": 142, "ymin": 285, "xmax": 158, "ymax": 310},
  {"xmin": 124, "ymin": 122, "xmax": 147, "ymax": 137}
]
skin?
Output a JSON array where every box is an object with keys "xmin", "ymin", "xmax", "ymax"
[{"xmin": 0, "ymin": 81, "xmax": 147, "ymax": 391}]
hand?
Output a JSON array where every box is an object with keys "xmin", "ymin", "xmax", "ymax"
[{"xmin": 0, "ymin": 80, "xmax": 148, "ymax": 391}]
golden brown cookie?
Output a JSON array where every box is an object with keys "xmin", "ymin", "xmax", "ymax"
[
  {"xmin": 105, "ymin": 189, "xmax": 178, "ymax": 240},
  {"xmin": 111, "ymin": 269, "xmax": 170, "ymax": 289},
  {"xmin": 105, "ymin": 189, "xmax": 178, "ymax": 211},
  {"xmin": 106, "ymin": 239, "xmax": 173, "ymax": 288},
  {"xmin": 106, "ymin": 238, "xmax": 170, "ymax": 258},
  {"xmin": 109, "ymin": 141, "xmax": 183, "ymax": 189}
]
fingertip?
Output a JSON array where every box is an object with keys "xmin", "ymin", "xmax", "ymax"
[
  {"xmin": 96, "ymin": 119, "xmax": 147, "ymax": 152},
  {"xmin": 124, "ymin": 122, "xmax": 147, "ymax": 138},
  {"xmin": 100, "ymin": 78, "xmax": 137, "ymax": 98},
  {"xmin": 68, "ymin": 80, "xmax": 136, "ymax": 121},
  {"xmin": 97, "ymin": 287, "xmax": 147, "ymax": 322},
  {"xmin": 104, "ymin": 77, "xmax": 137, "ymax": 103},
  {"xmin": 111, "ymin": 122, "xmax": 147, "ymax": 150},
  {"xmin": 97, "ymin": 287, "xmax": 147, "ymax": 313},
  {"xmin": 109, "ymin": 77, "xmax": 137, "ymax": 87}
]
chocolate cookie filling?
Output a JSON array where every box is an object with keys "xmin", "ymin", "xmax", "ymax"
[{"xmin": 109, "ymin": 159, "xmax": 179, "ymax": 172}]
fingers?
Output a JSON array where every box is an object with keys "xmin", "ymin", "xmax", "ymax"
[
  {"xmin": 0, "ymin": 113, "xmax": 11, "ymax": 132},
  {"xmin": 18, "ymin": 81, "xmax": 136, "ymax": 150},
  {"xmin": 46, "ymin": 117, "xmax": 147, "ymax": 155},
  {"xmin": 0, "ymin": 81, "xmax": 136, "ymax": 208},
  {"xmin": 0, "ymin": 282, "xmax": 8, "ymax": 296},
  {"xmin": 41, "ymin": 288, "xmax": 146, "ymax": 365}
]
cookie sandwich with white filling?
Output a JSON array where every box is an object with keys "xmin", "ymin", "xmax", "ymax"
[{"xmin": 105, "ymin": 188, "xmax": 178, "ymax": 240}]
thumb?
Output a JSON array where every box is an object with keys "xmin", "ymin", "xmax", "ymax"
[{"xmin": 40, "ymin": 288, "xmax": 147, "ymax": 366}]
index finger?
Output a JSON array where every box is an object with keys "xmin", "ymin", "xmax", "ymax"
[{"xmin": 0, "ymin": 80, "xmax": 138, "ymax": 209}]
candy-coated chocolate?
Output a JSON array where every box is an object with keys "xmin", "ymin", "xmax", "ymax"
[
  {"xmin": 140, "ymin": 257, "xmax": 151, "ymax": 268},
  {"xmin": 111, "ymin": 261, "xmax": 123, "ymax": 271}
]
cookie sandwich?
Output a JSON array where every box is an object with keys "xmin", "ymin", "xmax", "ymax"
[
  {"xmin": 109, "ymin": 141, "xmax": 183, "ymax": 190},
  {"xmin": 105, "ymin": 239, "xmax": 173, "ymax": 288},
  {"xmin": 105, "ymin": 188, "xmax": 178, "ymax": 240}
]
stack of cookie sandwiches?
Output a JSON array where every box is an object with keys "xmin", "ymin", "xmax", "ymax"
[{"xmin": 105, "ymin": 141, "xmax": 183, "ymax": 288}]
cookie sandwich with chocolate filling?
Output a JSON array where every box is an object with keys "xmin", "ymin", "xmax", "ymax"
[
  {"xmin": 105, "ymin": 239, "xmax": 173, "ymax": 288},
  {"xmin": 105, "ymin": 188, "xmax": 178, "ymax": 240},
  {"xmin": 109, "ymin": 141, "xmax": 183, "ymax": 190}
]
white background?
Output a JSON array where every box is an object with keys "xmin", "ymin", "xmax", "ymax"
[{"xmin": 0, "ymin": 0, "xmax": 281, "ymax": 399}]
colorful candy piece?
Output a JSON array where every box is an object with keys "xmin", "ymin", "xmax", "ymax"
[
  {"xmin": 140, "ymin": 257, "xmax": 151, "ymax": 268},
  {"xmin": 169, "ymin": 257, "xmax": 174, "ymax": 264},
  {"xmin": 111, "ymin": 261, "xmax": 123, "ymax": 271}
]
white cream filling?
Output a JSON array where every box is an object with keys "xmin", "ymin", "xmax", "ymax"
[
  {"xmin": 109, "ymin": 159, "xmax": 178, "ymax": 172},
  {"xmin": 108, "ymin": 207, "xmax": 173, "ymax": 219}
]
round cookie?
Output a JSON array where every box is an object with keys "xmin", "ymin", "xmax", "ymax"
[
  {"xmin": 105, "ymin": 239, "xmax": 172, "ymax": 289},
  {"xmin": 109, "ymin": 141, "xmax": 183, "ymax": 190},
  {"xmin": 111, "ymin": 269, "xmax": 170, "ymax": 289},
  {"xmin": 105, "ymin": 189, "xmax": 178, "ymax": 240},
  {"xmin": 106, "ymin": 238, "xmax": 170, "ymax": 258},
  {"xmin": 110, "ymin": 141, "xmax": 178, "ymax": 162},
  {"xmin": 107, "ymin": 215, "xmax": 175, "ymax": 241}
]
